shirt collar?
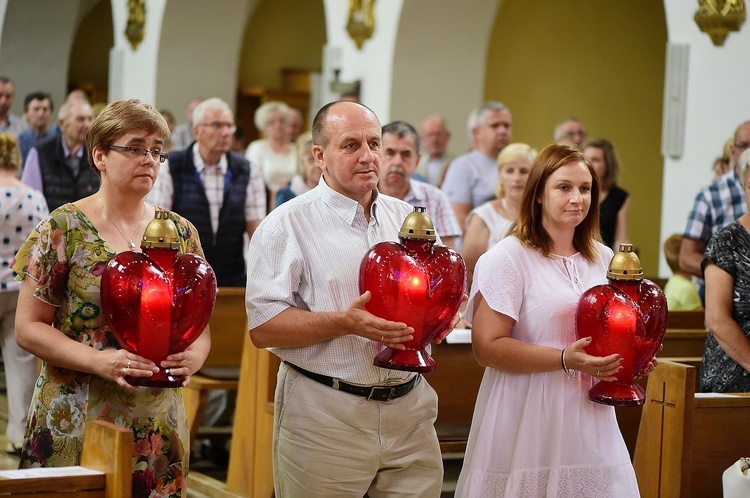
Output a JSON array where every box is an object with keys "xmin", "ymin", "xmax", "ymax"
[
  {"xmin": 316, "ymin": 174, "xmax": 379, "ymax": 227},
  {"xmin": 61, "ymin": 139, "xmax": 84, "ymax": 158},
  {"xmin": 192, "ymin": 144, "xmax": 228, "ymax": 174},
  {"xmin": 403, "ymin": 179, "xmax": 422, "ymax": 205}
]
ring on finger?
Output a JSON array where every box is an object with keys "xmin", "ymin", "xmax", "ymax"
[
  {"xmin": 381, "ymin": 336, "xmax": 384, "ymax": 342},
  {"xmin": 127, "ymin": 360, "xmax": 132, "ymax": 369},
  {"xmin": 596, "ymin": 370, "xmax": 600, "ymax": 376},
  {"xmin": 122, "ymin": 367, "xmax": 127, "ymax": 375}
]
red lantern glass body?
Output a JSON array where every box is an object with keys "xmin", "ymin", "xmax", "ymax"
[
  {"xmin": 576, "ymin": 278, "xmax": 667, "ymax": 406},
  {"xmin": 101, "ymin": 245, "xmax": 217, "ymax": 387},
  {"xmin": 359, "ymin": 237, "xmax": 466, "ymax": 372}
]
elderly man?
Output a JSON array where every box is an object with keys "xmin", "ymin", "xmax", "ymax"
[
  {"xmin": 379, "ymin": 120, "xmax": 461, "ymax": 248},
  {"xmin": 22, "ymin": 98, "xmax": 97, "ymax": 210},
  {"xmin": 554, "ymin": 117, "xmax": 588, "ymax": 148},
  {"xmin": 680, "ymin": 120, "xmax": 750, "ymax": 280},
  {"xmin": 150, "ymin": 97, "xmax": 265, "ymax": 287},
  {"xmin": 416, "ymin": 114, "xmax": 453, "ymax": 187},
  {"xmin": 247, "ymin": 101, "xmax": 447, "ymax": 497},
  {"xmin": 442, "ymin": 101, "xmax": 512, "ymax": 232},
  {"xmin": 17, "ymin": 92, "xmax": 54, "ymax": 161},
  {"xmin": 0, "ymin": 76, "xmax": 26, "ymax": 136}
]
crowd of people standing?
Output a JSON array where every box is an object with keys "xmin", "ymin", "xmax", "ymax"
[{"xmin": 1, "ymin": 68, "xmax": 748, "ymax": 497}]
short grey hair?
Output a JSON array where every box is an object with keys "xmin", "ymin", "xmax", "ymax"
[
  {"xmin": 382, "ymin": 120, "xmax": 420, "ymax": 154},
  {"xmin": 193, "ymin": 98, "xmax": 233, "ymax": 125},
  {"xmin": 58, "ymin": 97, "xmax": 90, "ymax": 121},
  {"xmin": 554, "ymin": 117, "xmax": 585, "ymax": 141},
  {"xmin": 466, "ymin": 101, "xmax": 509, "ymax": 140},
  {"xmin": 254, "ymin": 101, "xmax": 291, "ymax": 130}
]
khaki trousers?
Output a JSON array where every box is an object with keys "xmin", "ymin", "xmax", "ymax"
[{"xmin": 273, "ymin": 362, "xmax": 443, "ymax": 497}]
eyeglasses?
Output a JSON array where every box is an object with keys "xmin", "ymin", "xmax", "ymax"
[
  {"xmin": 199, "ymin": 121, "xmax": 237, "ymax": 132},
  {"xmin": 109, "ymin": 145, "xmax": 169, "ymax": 163}
]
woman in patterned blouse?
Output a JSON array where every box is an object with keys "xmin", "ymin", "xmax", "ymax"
[{"xmin": 701, "ymin": 148, "xmax": 750, "ymax": 392}]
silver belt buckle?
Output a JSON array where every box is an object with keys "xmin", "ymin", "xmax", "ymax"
[{"xmin": 367, "ymin": 386, "xmax": 396, "ymax": 401}]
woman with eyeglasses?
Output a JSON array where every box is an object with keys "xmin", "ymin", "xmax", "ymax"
[{"xmin": 12, "ymin": 99, "xmax": 210, "ymax": 496}]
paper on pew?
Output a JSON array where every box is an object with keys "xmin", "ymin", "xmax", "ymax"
[
  {"xmin": 445, "ymin": 328, "xmax": 472, "ymax": 344},
  {"xmin": 695, "ymin": 392, "xmax": 741, "ymax": 398},
  {"xmin": 0, "ymin": 466, "xmax": 102, "ymax": 479}
]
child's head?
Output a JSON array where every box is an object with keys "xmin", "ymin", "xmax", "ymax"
[{"xmin": 664, "ymin": 234, "xmax": 683, "ymax": 274}]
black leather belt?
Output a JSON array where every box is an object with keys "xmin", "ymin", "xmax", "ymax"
[{"xmin": 286, "ymin": 362, "xmax": 419, "ymax": 402}]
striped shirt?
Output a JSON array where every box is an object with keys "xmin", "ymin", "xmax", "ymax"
[
  {"xmin": 246, "ymin": 176, "xmax": 417, "ymax": 385},
  {"xmin": 405, "ymin": 179, "xmax": 462, "ymax": 238}
]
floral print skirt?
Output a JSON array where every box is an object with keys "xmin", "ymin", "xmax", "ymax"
[{"xmin": 20, "ymin": 365, "xmax": 189, "ymax": 498}]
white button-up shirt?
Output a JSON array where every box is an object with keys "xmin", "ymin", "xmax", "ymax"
[{"xmin": 246, "ymin": 176, "xmax": 417, "ymax": 385}]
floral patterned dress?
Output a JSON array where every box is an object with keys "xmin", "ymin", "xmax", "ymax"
[{"xmin": 11, "ymin": 204, "xmax": 204, "ymax": 498}]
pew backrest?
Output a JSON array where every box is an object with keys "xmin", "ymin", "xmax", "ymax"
[
  {"xmin": 0, "ymin": 419, "xmax": 132, "ymax": 497},
  {"xmin": 633, "ymin": 361, "xmax": 750, "ymax": 498}
]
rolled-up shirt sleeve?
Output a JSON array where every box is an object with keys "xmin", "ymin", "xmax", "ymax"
[{"xmin": 246, "ymin": 222, "xmax": 306, "ymax": 329}]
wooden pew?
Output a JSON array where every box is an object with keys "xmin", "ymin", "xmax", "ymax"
[
  {"xmin": 666, "ymin": 310, "xmax": 705, "ymax": 329},
  {"xmin": 183, "ymin": 287, "xmax": 246, "ymax": 445},
  {"xmin": 428, "ymin": 341, "xmax": 484, "ymax": 453},
  {"xmin": 633, "ymin": 361, "xmax": 750, "ymax": 497},
  {"xmin": 224, "ymin": 331, "xmax": 277, "ymax": 498},
  {"xmin": 0, "ymin": 420, "xmax": 132, "ymax": 497}
]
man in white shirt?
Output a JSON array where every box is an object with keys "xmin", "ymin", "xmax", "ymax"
[{"xmin": 246, "ymin": 101, "xmax": 446, "ymax": 497}]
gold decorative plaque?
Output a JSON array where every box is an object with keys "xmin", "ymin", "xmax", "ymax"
[
  {"xmin": 126, "ymin": 0, "xmax": 146, "ymax": 51},
  {"xmin": 347, "ymin": 0, "xmax": 376, "ymax": 50},
  {"xmin": 694, "ymin": 0, "xmax": 746, "ymax": 46}
]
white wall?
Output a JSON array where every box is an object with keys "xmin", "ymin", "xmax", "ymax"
[
  {"xmin": 659, "ymin": 0, "xmax": 750, "ymax": 275},
  {"xmin": 108, "ymin": 0, "xmax": 167, "ymax": 104},
  {"xmin": 321, "ymin": 0, "xmax": 404, "ymax": 121}
]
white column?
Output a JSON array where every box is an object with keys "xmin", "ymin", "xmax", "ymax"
[
  {"xmin": 658, "ymin": 0, "xmax": 750, "ymax": 275},
  {"xmin": 321, "ymin": 0, "xmax": 404, "ymax": 122},
  {"xmin": 108, "ymin": 0, "xmax": 167, "ymax": 104},
  {"xmin": 0, "ymin": 0, "xmax": 8, "ymax": 54}
]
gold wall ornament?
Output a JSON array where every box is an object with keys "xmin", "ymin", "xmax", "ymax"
[
  {"xmin": 347, "ymin": 0, "xmax": 376, "ymax": 50},
  {"xmin": 126, "ymin": 0, "xmax": 146, "ymax": 51},
  {"xmin": 694, "ymin": 0, "xmax": 746, "ymax": 46}
]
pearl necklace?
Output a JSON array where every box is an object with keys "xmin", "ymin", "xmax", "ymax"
[{"xmin": 98, "ymin": 195, "xmax": 146, "ymax": 250}]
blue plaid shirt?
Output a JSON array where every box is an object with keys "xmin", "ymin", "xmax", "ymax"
[{"xmin": 683, "ymin": 170, "xmax": 746, "ymax": 244}]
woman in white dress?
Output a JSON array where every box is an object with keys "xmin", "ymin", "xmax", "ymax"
[
  {"xmin": 462, "ymin": 143, "xmax": 537, "ymax": 293},
  {"xmin": 456, "ymin": 143, "xmax": 654, "ymax": 497},
  {"xmin": 245, "ymin": 101, "xmax": 297, "ymax": 210}
]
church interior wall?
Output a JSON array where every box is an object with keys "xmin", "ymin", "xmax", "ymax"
[
  {"xmin": 2, "ymin": 0, "xmax": 750, "ymax": 278},
  {"xmin": 484, "ymin": 0, "xmax": 667, "ymax": 274}
]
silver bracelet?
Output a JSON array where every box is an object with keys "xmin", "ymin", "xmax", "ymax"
[{"xmin": 561, "ymin": 348, "xmax": 577, "ymax": 380}]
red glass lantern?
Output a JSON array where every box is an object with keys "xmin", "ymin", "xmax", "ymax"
[
  {"xmin": 359, "ymin": 207, "xmax": 466, "ymax": 372},
  {"xmin": 576, "ymin": 244, "xmax": 667, "ymax": 406},
  {"xmin": 101, "ymin": 211, "xmax": 217, "ymax": 387}
]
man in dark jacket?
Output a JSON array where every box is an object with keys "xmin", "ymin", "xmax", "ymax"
[
  {"xmin": 149, "ymin": 97, "xmax": 266, "ymax": 287},
  {"xmin": 21, "ymin": 98, "xmax": 98, "ymax": 210}
]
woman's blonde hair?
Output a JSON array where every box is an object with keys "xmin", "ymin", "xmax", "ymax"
[
  {"xmin": 0, "ymin": 133, "xmax": 21, "ymax": 173},
  {"xmin": 496, "ymin": 143, "xmax": 538, "ymax": 198}
]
